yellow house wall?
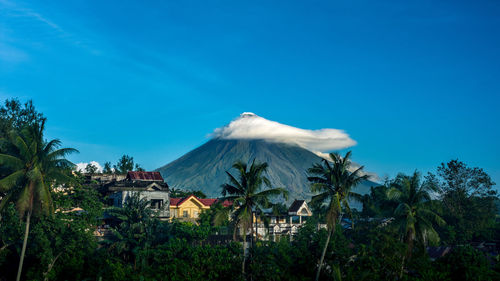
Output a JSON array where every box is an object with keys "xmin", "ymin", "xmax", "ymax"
[{"xmin": 170, "ymin": 198, "xmax": 210, "ymax": 220}]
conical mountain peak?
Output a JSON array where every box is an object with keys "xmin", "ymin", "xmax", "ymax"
[
  {"xmin": 239, "ymin": 112, "xmax": 257, "ymax": 118},
  {"xmin": 156, "ymin": 138, "xmax": 377, "ymax": 207},
  {"xmin": 156, "ymin": 114, "xmax": 377, "ymax": 206}
]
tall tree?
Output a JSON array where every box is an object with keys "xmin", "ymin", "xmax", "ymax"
[
  {"xmin": 307, "ymin": 151, "xmax": 368, "ymax": 281},
  {"xmin": 430, "ymin": 160, "xmax": 497, "ymax": 243},
  {"xmin": 0, "ymin": 120, "xmax": 77, "ymax": 281},
  {"xmin": 0, "ymin": 99, "xmax": 45, "ymax": 138},
  {"xmin": 102, "ymin": 161, "xmax": 113, "ymax": 174},
  {"xmin": 221, "ymin": 159, "xmax": 288, "ymax": 276},
  {"xmin": 387, "ymin": 172, "xmax": 445, "ymax": 265},
  {"xmin": 85, "ymin": 163, "xmax": 98, "ymax": 175},
  {"xmin": 134, "ymin": 163, "xmax": 145, "ymax": 172},
  {"xmin": 0, "ymin": 99, "xmax": 46, "ymax": 186},
  {"xmin": 114, "ymin": 155, "xmax": 134, "ymax": 174}
]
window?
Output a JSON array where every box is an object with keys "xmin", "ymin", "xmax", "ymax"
[
  {"xmin": 183, "ymin": 210, "xmax": 189, "ymax": 218},
  {"xmin": 193, "ymin": 210, "xmax": 199, "ymax": 218},
  {"xmin": 150, "ymin": 199, "xmax": 163, "ymax": 209}
]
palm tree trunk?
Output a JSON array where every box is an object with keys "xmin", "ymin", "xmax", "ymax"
[
  {"xmin": 315, "ymin": 225, "xmax": 334, "ymax": 281},
  {"xmin": 250, "ymin": 216, "xmax": 255, "ymax": 248},
  {"xmin": 233, "ymin": 224, "xmax": 238, "ymax": 242},
  {"xmin": 399, "ymin": 256, "xmax": 406, "ymax": 278},
  {"xmin": 16, "ymin": 211, "xmax": 31, "ymax": 281},
  {"xmin": 242, "ymin": 229, "xmax": 247, "ymax": 276},
  {"xmin": 400, "ymin": 231, "xmax": 414, "ymax": 278},
  {"xmin": 407, "ymin": 236, "xmax": 414, "ymax": 260}
]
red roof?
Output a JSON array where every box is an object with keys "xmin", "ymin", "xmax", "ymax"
[
  {"xmin": 127, "ymin": 171, "xmax": 163, "ymax": 181},
  {"xmin": 169, "ymin": 195, "xmax": 232, "ymax": 207},
  {"xmin": 219, "ymin": 200, "xmax": 233, "ymax": 207},
  {"xmin": 170, "ymin": 197, "xmax": 183, "ymax": 206},
  {"xmin": 198, "ymin": 198, "xmax": 217, "ymax": 206}
]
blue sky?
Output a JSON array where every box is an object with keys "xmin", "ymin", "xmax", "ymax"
[{"xmin": 1, "ymin": 0, "xmax": 499, "ymax": 187}]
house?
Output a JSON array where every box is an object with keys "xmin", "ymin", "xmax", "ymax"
[
  {"xmin": 169, "ymin": 194, "xmax": 231, "ymax": 222},
  {"xmin": 85, "ymin": 173, "xmax": 127, "ymax": 184},
  {"xmin": 106, "ymin": 171, "xmax": 170, "ymax": 218},
  {"xmin": 254, "ymin": 199, "xmax": 313, "ymax": 240}
]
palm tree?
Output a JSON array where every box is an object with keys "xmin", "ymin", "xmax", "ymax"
[
  {"xmin": 106, "ymin": 193, "xmax": 157, "ymax": 269},
  {"xmin": 0, "ymin": 121, "xmax": 77, "ymax": 281},
  {"xmin": 221, "ymin": 159, "xmax": 288, "ymax": 275},
  {"xmin": 307, "ymin": 151, "xmax": 369, "ymax": 281},
  {"xmin": 387, "ymin": 172, "xmax": 445, "ymax": 261}
]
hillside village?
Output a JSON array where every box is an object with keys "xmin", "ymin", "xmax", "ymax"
[{"xmin": 88, "ymin": 171, "xmax": 315, "ymax": 241}]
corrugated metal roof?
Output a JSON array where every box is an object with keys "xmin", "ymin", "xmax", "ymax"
[{"xmin": 127, "ymin": 171, "xmax": 164, "ymax": 181}]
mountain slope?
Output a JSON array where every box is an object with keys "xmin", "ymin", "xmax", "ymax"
[{"xmin": 156, "ymin": 138, "xmax": 378, "ymax": 206}]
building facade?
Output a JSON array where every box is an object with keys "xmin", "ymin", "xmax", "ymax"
[
  {"xmin": 106, "ymin": 171, "xmax": 170, "ymax": 218},
  {"xmin": 254, "ymin": 200, "xmax": 313, "ymax": 240},
  {"xmin": 169, "ymin": 195, "xmax": 232, "ymax": 222}
]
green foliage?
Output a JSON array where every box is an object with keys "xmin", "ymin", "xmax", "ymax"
[
  {"xmin": 436, "ymin": 159, "xmax": 496, "ymax": 197},
  {"xmin": 85, "ymin": 163, "xmax": 99, "ymax": 174},
  {"xmin": 0, "ymin": 99, "xmax": 45, "ymax": 138},
  {"xmin": 434, "ymin": 246, "xmax": 500, "ymax": 280},
  {"xmin": 360, "ymin": 184, "xmax": 397, "ymax": 218},
  {"xmin": 168, "ymin": 220, "xmax": 211, "ymax": 242},
  {"xmin": 0, "ymin": 199, "xmax": 102, "ymax": 281},
  {"xmin": 24, "ymin": 213, "xmax": 98, "ymax": 280},
  {"xmin": 142, "ymin": 239, "xmax": 242, "ymax": 281},
  {"xmin": 221, "ymin": 159, "xmax": 288, "ymax": 238},
  {"xmin": 0, "ymin": 117, "xmax": 77, "ymax": 281},
  {"xmin": 386, "ymin": 172, "xmax": 445, "ymax": 257},
  {"xmin": 103, "ymin": 161, "xmax": 113, "ymax": 173},
  {"xmin": 221, "ymin": 159, "xmax": 288, "ymax": 276},
  {"xmin": 111, "ymin": 155, "xmax": 146, "ymax": 174},
  {"xmin": 52, "ymin": 180, "xmax": 104, "ymax": 226},
  {"xmin": 0, "ymin": 203, "xmax": 23, "ymax": 279},
  {"xmin": 105, "ymin": 193, "xmax": 158, "ymax": 265},
  {"xmin": 134, "ymin": 163, "xmax": 145, "ymax": 172},
  {"xmin": 0, "ymin": 120, "xmax": 77, "ymax": 216},
  {"xmin": 113, "ymin": 155, "xmax": 135, "ymax": 174},
  {"xmin": 308, "ymin": 151, "xmax": 369, "ymax": 281},
  {"xmin": 308, "ymin": 151, "xmax": 368, "ymax": 228},
  {"xmin": 198, "ymin": 202, "xmax": 230, "ymax": 229},
  {"xmin": 350, "ymin": 220, "xmax": 407, "ymax": 280},
  {"xmin": 430, "ymin": 160, "xmax": 498, "ymax": 244},
  {"xmin": 248, "ymin": 218, "xmax": 352, "ymax": 281}
]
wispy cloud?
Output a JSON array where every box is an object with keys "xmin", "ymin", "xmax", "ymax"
[
  {"xmin": 1, "ymin": 0, "xmax": 64, "ymax": 33},
  {"xmin": 0, "ymin": 0, "xmax": 99, "ymax": 56}
]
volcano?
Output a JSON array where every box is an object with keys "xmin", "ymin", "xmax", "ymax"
[{"xmin": 156, "ymin": 113, "xmax": 378, "ymax": 207}]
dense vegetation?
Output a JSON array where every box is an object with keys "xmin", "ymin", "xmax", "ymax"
[{"xmin": 1, "ymin": 99, "xmax": 499, "ymax": 281}]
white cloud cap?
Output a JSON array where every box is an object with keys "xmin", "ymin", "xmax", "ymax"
[
  {"xmin": 212, "ymin": 112, "xmax": 356, "ymax": 151},
  {"xmin": 75, "ymin": 161, "xmax": 103, "ymax": 173}
]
